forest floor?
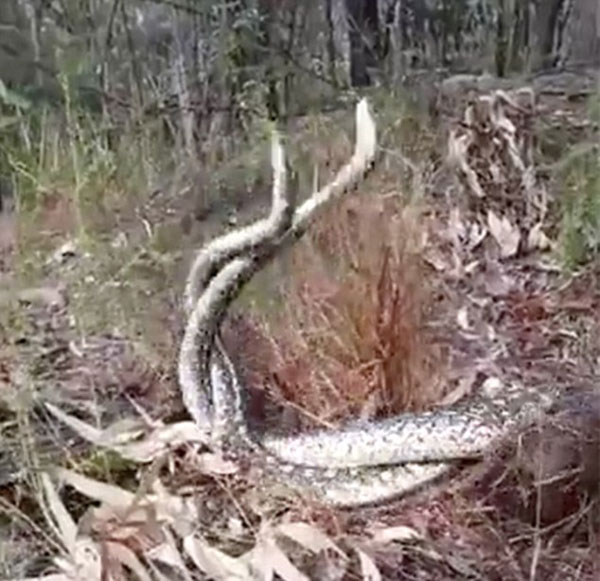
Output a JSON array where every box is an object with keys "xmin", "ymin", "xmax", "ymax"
[{"xmin": 0, "ymin": 70, "xmax": 599, "ymax": 580}]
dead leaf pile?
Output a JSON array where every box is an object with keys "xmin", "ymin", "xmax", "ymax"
[
  {"xmin": 13, "ymin": 466, "xmax": 428, "ymax": 581},
  {"xmin": 447, "ymin": 87, "xmax": 552, "ymax": 258}
]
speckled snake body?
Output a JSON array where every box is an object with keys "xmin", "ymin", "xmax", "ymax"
[{"xmin": 178, "ymin": 99, "xmax": 552, "ymax": 506}]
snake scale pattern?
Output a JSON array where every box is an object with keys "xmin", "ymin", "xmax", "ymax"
[{"xmin": 178, "ymin": 99, "xmax": 553, "ymax": 506}]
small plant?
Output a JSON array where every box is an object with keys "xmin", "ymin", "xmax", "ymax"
[{"xmin": 557, "ymin": 144, "xmax": 600, "ymax": 269}]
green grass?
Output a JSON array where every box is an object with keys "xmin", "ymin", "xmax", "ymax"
[{"xmin": 556, "ymin": 143, "xmax": 600, "ymax": 269}]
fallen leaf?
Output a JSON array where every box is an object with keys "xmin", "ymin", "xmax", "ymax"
[
  {"xmin": 483, "ymin": 268, "xmax": 514, "ymax": 297},
  {"xmin": 45, "ymin": 403, "xmax": 107, "ymax": 445},
  {"xmin": 56, "ymin": 468, "xmax": 136, "ymax": 509},
  {"xmin": 261, "ymin": 538, "xmax": 310, "ymax": 581},
  {"xmin": 527, "ymin": 223, "xmax": 552, "ymax": 251},
  {"xmin": 55, "ymin": 538, "xmax": 102, "ymax": 581},
  {"xmin": 194, "ymin": 452, "xmax": 239, "ymax": 475},
  {"xmin": 147, "ymin": 482, "xmax": 199, "ymax": 536},
  {"xmin": 439, "ymin": 372, "xmax": 477, "ymax": 407},
  {"xmin": 277, "ymin": 522, "xmax": 345, "ymax": 557},
  {"xmin": 106, "ymin": 541, "xmax": 153, "ymax": 581},
  {"xmin": 456, "ymin": 307, "xmax": 470, "ymax": 331},
  {"xmin": 464, "ymin": 260, "xmax": 479, "ymax": 274},
  {"xmin": 467, "ymin": 221, "xmax": 487, "ymax": 250},
  {"xmin": 46, "ymin": 403, "xmax": 208, "ymax": 463},
  {"xmin": 50, "ymin": 240, "xmax": 78, "ymax": 265},
  {"xmin": 370, "ymin": 525, "xmax": 424, "ymax": 543},
  {"xmin": 423, "ymin": 248, "xmax": 447, "ymax": 272},
  {"xmin": 487, "ymin": 211, "xmax": 520, "ymax": 258},
  {"xmin": 481, "ymin": 377, "xmax": 504, "ymax": 397},
  {"xmin": 40, "ymin": 473, "xmax": 77, "ymax": 555},
  {"xmin": 146, "ymin": 539, "xmax": 188, "ymax": 572},
  {"xmin": 241, "ymin": 543, "xmax": 275, "ymax": 581},
  {"xmin": 184, "ymin": 534, "xmax": 250, "ymax": 580},
  {"xmin": 356, "ymin": 548, "xmax": 381, "ymax": 581},
  {"xmin": 448, "ymin": 208, "xmax": 466, "ymax": 245}
]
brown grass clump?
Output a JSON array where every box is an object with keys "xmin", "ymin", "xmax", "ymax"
[{"xmin": 236, "ymin": 194, "xmax": 446, "ymax": 430}]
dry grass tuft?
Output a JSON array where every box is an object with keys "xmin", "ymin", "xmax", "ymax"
[{"xmin": 237, "ymin": 193, "xmax": 446, "ymax": 430}]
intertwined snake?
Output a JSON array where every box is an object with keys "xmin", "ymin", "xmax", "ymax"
[{"xmin": 178, "ymin": 99, "xmax": 553, "ymax": 506}]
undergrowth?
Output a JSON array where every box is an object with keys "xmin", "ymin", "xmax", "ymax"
[
  {"xmin": 241, "ymin": 194, "xmax": 446, "ymax": 429},
  {"xmin": 548, "ymin": 92, "xmax": 600, "ymax": 269},
  {"xmin": 557, "ymin": 143, "xmax": 600, "ymax": 268}
]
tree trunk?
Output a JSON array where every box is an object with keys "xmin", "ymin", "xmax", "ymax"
[
  {"xmin": 508, "ymin": 0, "xmax": 530, "ymax": 72},
  {"xmin": 325, "ymin": 0, "xmax": 338, "ymax": 86},
  {"xmin": 562, "ymin": 0, "xmax": 600, "ymax": 66},
  {"xmin": 386, "ymin": 0, "xmax": 402, "ymax": 84},
  {"xmin": 258, "ymin": 0, "xmax": 280, "ymax": 120},
  {"xmin": 529, "ymin": 0, "xmax": 565, "ymax": 70},
  {"xmin": 171, "ymin": 8, "xmax": 197, "ymax": 163},
  {"xmin": 24, "ymin": 0, "xmax": 43, "ymax": 87},
  {"xmin": 495, "ymin": 0, "xmax": 508, "ymax": 77},
  {"xmin": 345, "ymin": 0, "xmax": 379, "ymax": 87}
]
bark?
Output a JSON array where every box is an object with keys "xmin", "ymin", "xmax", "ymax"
[
  {"xmin": 171, "ymin": 7, "xmax": 197, "ymax": 162},
  {"xmin": 258, "ymin": 0, "xmax": 280, "ymax": 120},
  {"xmin": 325, "ymin": 0, "xmax": 338, "ymax": 86},
  {"xmin": 345, "ymin": 0, "xmax": 379, "ymax": 87},
  {"xmin": 529, "ymin": 0, "xmax": 565, "ymax": 70},
  {"xmin": 508, "ymin": 0, "xmax": 530, "ymax": 72},
  {"xmin": 562, "ymin": 0, "xmax": 600, "ymax": 66},
  {"xmin": 495, "ymin": 0, "xmax": 508, "ymax": 77}
]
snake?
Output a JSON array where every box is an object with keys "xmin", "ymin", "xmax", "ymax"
[{"xmin": 177, "ymin": 98, "xmax": 555, "ymax": 507}]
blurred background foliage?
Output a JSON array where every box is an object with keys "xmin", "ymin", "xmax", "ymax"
[{"xmin": 0, "ymin": 0, "xmax": 598, "ymax": 260}]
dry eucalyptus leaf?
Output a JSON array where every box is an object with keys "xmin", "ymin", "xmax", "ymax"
[
  {"xmin": 487, "ymin": 210, "xmax": 520, "ymax": 258},
  {"xmin": 369, "ymin": 525, "xmax": 424, "ymax": 544},
  {"xmin": 46, "ymin": 403, "xmax": 105, "ymax": 445},
  {"xmin": 277, "ymin": 522, "xmax": 345, "ymax": 557},
  {"xmin": 456, "ymin": 307, "xmax": 470, "ymax": 331},
  {"xmin": 194, "ymin": 452, "xmax": 239, "ymax": 475},
  {"xmin": 482, "ymin": 377, "xmax": 504, "ymax": 397},
  {"xmin": 47, "ymin": 403, "xmax": 207, "ymax": 463},
  {"xmin": 483, "ymin": 267, "xmax": 514, "ymax": 297},
  {"xmin": 55, "ymin": 538, "xmax": 102, "ymax": 581},
  {"xmin": 356, "ymin": 548, "xmax": 382, "ymax": 581},
  {"xmin": 467, "ymin": 221, "xmax": 487, "ymax": 250},
  {"xmin": 40, "ymin": 473, "xmax": 78, "ymax": 555},
  {"xmin": 259, "ymin": 538, "xmax": 310, "ymax": 581},
  {"xmin": 527, "ymin": 223, "xmax": 552, "ymax": 251},
  {"xmin": 50, "ymin": 240, "xmax": 79, "ymax": 265},
  {"xmin": 145, "ymin": 540, "xmax": 188, "ymax": 572},
  {"xmin": 56, "ymin": 468, "xmax": 136, "ymax": 509},
  {"xmin": 105, "ymin": 542, "xmax": 153, "ymax": 581},
  {"xmin": 423, "ymin": 248, "xmax": 448, "ymax": 272},
  {"xmin": 464, "ymin": 260, "xmax": 479, "ymax": 275},
  {"xmin": 448, "ymin": 207, "xmax": 466, "ymax": 245},
  {"xmin": 121, "ymin": 421, "xmax": 208, "ymax": 463},
  {"xmin": 241, "ymin": 542, "xmax": 274, "ymax": 581},
  {"xmin": 439, "ymin": 372, "xmax": 477, "ymax": 407},
  {"xmin": 183, "ymin": 534, "xmax": 251, "ymax": 580}
]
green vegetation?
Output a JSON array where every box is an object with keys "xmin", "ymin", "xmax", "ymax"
[{"xmin": 556, "ymin": 142, "xmax": 600, "ymax": 268}]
